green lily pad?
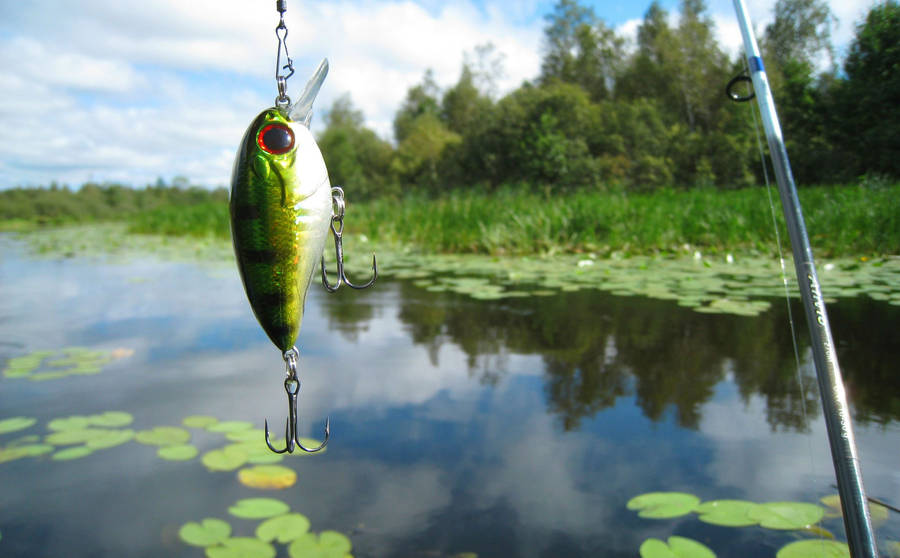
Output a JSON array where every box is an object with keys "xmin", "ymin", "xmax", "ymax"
[
  {"xmin": 207, "ymin": 421, "xmax": 254, "ymax": 433},
  {"xmin": 776, "ymin": 540, "xmax": 850, "ymax": 558},
  {"xmin": 45, "ymin": 428, "xmax": 117, "ymax": 446},
  {"xmin": 225, "ymin": 428, "xmax": 265, "ymax": 442},
  {"xmin": 135, "ymin": 426, "xmax": 191, "ymax": 446},
  {"xmin": 206, "ymin": 537, "xmax": 276, "ymax": 558},
  {"xmin": 820, "ymin": 494, "xmax": 890, "ymax": 527},
  {"xmin": 695, "ymin": 500, "xmax": 760, "ymax": 527},
  {"xmin": 52, "ymin": 446, "xmax": 95, "ymax": 460},
  {"xmin": 256, "ymin": 513, "xmax": 311, "ymax": 543},
  {"xmin": 288, "ymin": 531, "xmax": 352, "ymax": 558},
  {"xmin": 87, "ymin": 411, "xmax": 133, "ymax": 427},
  {"xmin": 886, "ymin": 541, "xmax": 900, "ymax": 558},
  {"xmin": 179, "ymin": 518, "xmax": 232, "ymax": 547},
  {"xmin": 202, "ymin": 446, "xmax": 249, "ymax": 471},
  {"xmin": 238, "ymin": 465, "xmax": 297, "ymax": 490},
  {"xmin": 627, "ymin": 492, "xmax": 700, "ymax": 519},
  {"xmin": 0, "ymin": 416, "xmax": 37, "ymax": 435},
  {"xmin": 748, "ymin": 502, "xmax": 825, "ymax": 530},
  {"xmin": 228, "ymin": 498, "xmax": 290, "ymax": 519},
  {"xmin": 184, "ymin": 415, "xmax": 219, "ymax": 429},
  {"xmin": 639, "ymin": 536, "xmax": 716, "ymax": 558},
  {"xmin": 158, "ymin": 444, "xmax": 199, "ymax": 461},
  {"xmin": 47, "ymin": 416, "xmax": 91, "ymax": 431},
  {"xmin": 0, "ymin": 444, "xmax": 54, "ymax": 463},
  {"xmin": 85, "ymin": 429, "xmax": 134, "ymax": 449}
]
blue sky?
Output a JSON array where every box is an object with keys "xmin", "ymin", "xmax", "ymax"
[{"xmin": 0, "ymin": 0, "xmax": 874, "ymax": 190}]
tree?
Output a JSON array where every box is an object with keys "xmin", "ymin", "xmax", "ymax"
[
  {"xmin": 317, "ymin": 94, "xmax": 396, "ymax": 199},
  {"xmin": 393, "ymin": 70, "xmax": 441, "ymax": 143},
  {"xmin": 832, "ymin": 0, "xmax": 900, "ymax": 177},
  {"xmin": 763, "ymin": 0, "xmax": 836, "ymax": 72},
  {"xmin": 540, "ymin": 0, "xmax": 623, "ymax": 101}
]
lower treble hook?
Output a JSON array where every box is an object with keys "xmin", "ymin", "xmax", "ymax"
[{"xmin": 264, "ymin": 347, "xmax": 329, "ymax": 454}]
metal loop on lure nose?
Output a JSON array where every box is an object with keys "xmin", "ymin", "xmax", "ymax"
[
  {"xmin": 321, "ymin": 187, "xmax": 377, "ymax": 292},
  {"xmin": 264, "ymin": 347, "xmax": 330, "ymax": 454}
]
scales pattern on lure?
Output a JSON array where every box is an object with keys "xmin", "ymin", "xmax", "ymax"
[{"xmin": 229, "ymin": 108, "xmax": 332, "ymax": 352}]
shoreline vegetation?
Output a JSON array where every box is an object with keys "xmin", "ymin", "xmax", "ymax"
[{"xmin": 0, "ymin": 181, "xmax": 897, "ymax": 259}]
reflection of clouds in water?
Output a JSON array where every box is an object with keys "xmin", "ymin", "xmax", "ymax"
[{"xmin": 700, "ymin": 385, "xmax": 900, "ymax": 506}]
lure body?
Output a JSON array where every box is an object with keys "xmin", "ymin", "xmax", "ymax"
[{"xmin": 230, "ymin": 108, "xmax": 332, "ymax": 352}]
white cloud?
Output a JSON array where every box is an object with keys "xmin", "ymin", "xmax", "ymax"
[{"xmin": 0, "ymin": 0, "xmax": 877, "ymax": 188}]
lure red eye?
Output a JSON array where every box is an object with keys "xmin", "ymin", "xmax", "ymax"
[{"xmin": 257, "ymin": 123, "xmax": 294, "ymax": 154}]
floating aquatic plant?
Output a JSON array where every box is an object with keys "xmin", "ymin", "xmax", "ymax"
[
  {"xmin": 775, "ymin": 539, "xmax": 850, "ymax": 558},
  {"xmin": 694, "ymin": 500, "xmax": 760, "ymax": 527},
  {"xmin": 287, "ymin": 530, "xmax": 352, "ymax": 558},
  {"xmin": 255, "ymin": 513, "xmax": 311, "ymax": 543},
  {"xmin": 228, "ymin": 498, "xmax": 292, "ymax": 519},
  {"xmin": 207, "ymin": 537, "xmax": 276, "ymax": 558},
  {"xmin": 627, "ymin": 492, "xmax": 700, "ymax": 519},
  {"xmin": 135, "ymin": 426, "xmax": 192, "ymax": 446},
  {"xmin": 157, "ymin": 444, "xmax": 199, "ymax": 461},
  {"xmin": 639, "ymin": 536, "xmax": 716, "ymax": 558},
  {"xmin": 1, "ymin": 347, "xmax": 133, "ymax": 381},
  {"xmin": 179, "ymin": 518, "xmax": 232, "ymax": 547},
  {"xmin": 183, "ymin": 415, "xmax": 220, "ymax": 429},
  {"xmin": 0, "ymin": 416, "xmax": 36, "ymax": 435},
  {"xmin": 238, "ymin": 465, "xmax": 297, "ymax": 490}
]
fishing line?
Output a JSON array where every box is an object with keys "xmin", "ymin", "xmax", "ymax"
[{"xmin": 741, "ymin": 62, "xmax": 818, "ymax": 478}]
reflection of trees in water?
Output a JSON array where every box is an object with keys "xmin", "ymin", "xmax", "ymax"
[
  {"xmin": 829, "ymin": 297, "xmax": 900, "ymax": 426},
  {"xmin": 320, "ymin": 288, "xmax": 377, "ymax": 343},
  {"xmin": 320, "ymin": 280, "xmax": 900, "ymax": 430}
]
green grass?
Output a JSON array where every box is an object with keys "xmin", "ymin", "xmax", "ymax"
[
  {"xmin": 2, "ymin": 183, "xmax": 897, "ymax": 257},
  {"xmin": 350, "ymin": 184, "xmax": 900, "ymax": 257}
]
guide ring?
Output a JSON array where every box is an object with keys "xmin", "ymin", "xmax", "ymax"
[{"xmin": 726, "ymin": 74, "xmax": 755, "ymax": 102}]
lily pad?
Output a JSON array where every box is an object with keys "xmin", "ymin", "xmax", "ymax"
[
  {"xmin": 85, "ymin": 429, "xmax": 135, "ymax": 449},
  {"xmin": 0, "ymin": 444, "xmax": 54, "ymax": 463},
  {"xmin": 694, "ymin": 500, "xmax": 760, "ymax": 527},
  {"xmin": 179, "ymin": 518, "xmax": 232, "ymax": 547},
  {"xmin": 776, "ymin": 540, "xmax": 850, "ymax": 558},
  {"xmin": 256, "ymin": 513, "xmax": 311, "ymax": 543},
  {"xmin": 87, "ymin": 411, "xmax": 133, "ymax": 427},
  {"xmin": 206, "ymin": 537, "xmax": 276, "ymax": 558},
  {"xmin": 238, "ymin": 465, "xmax": 297, "ymax": 490},
  {"xmin": 748, "ymin": 502, "xmax": 825, "ymax": 530},
  {"xmin": 135, "ymin": 426, "xmax": 191, "ymax": 446},
  {"xmin": 0, "ymin": 416, "xmax": 37, "ymax": 435},
  {"xmin": 184, "ymin": 415, "xmax": 219, "ymax": 429},
  {"xmin": 202, "ymin": 446, "xmax": 249, "ymax": 471},
  {"xmin": 158, "ymin": 444, "xmax": 199, "ymax": 461},
  {"xmin": 639, "ymin": 536, "xmax": 716, "ymax": 558},
  {"xmin": 820, "ymin": 494, "xmax": 890, "ymax": 527},
  {"xmin": 52, "ymin": 446, "xmax": 95, "ymax": 460},
  {"xmin": 226, "ymin": 428, "xmax": 265, "ymax": 442},
  {"xmin": 627, "ymin": 492, "xmax": 700, "ymax": 519},
  {"xmin": 207, "ymin": 421, "xmax": 255, "ymax": 433},
  {"xmin": 45, "ymin": 428, "xmax": 117, "ymax": 446},
  {"xmin": 47, "ymin": 416, "xmax": 91, "ymax": 431},
  {"xmin": 288, "ymin": 531, "xmax": 352, "ymax": 558},
  {"xmin": 228, "ymin": 498, "xmax": 291, "ymax": 519}
]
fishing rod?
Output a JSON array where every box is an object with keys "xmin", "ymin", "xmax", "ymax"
[{"xmin": 729, "ymin": 0, "xmax": 879, "ymax": 556}]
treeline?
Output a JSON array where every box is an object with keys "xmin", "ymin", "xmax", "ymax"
[
  {"xmin": 0, "ymin": 179, "xmax": 229, "ymax": 236},
  {"xmin": 317, "ymin": 0, "xmax": 900, "ymax": 199}
]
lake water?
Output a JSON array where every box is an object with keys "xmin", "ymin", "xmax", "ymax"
[{"xmin": 0, "ymin": 233, "xmax": 898, "ymax": 557}]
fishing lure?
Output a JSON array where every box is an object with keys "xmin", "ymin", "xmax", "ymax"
[{"xmin": 230, "ymin": 1, "xmax": 375, "ymax": 454}]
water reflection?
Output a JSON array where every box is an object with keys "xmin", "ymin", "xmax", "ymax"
[
  {"xmin": 364, "ymin": 280, "xmax": 900, "ymax": 432},
  {"xmin": 2, "ymin": 235, "xmax": 899, "ymax": 558}
]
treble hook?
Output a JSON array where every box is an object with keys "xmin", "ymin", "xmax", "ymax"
[
  {"xmin": 321, "ymin": 186, "xmax": 377, "ymax": 292},
  {"xmin": 264, "ymin": 347, "xmax": 329, "ymax": 454}
]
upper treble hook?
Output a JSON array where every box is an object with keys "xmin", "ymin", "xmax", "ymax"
[
  {"xmin": 321, "ymin": 187, "xmax": 377, "ymax": 292},
  {"xmin": 264, "ymin": 347, "xmax": 329, "ymax": 454}
]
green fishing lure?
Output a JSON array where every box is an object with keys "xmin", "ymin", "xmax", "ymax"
[
  {"xmin": 230, "ymin": 99, "xmax": 332, "ymax": 352},
  {"xmin": 229, "ymin": 52, "xmax": 374, "ymax": 454}
]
